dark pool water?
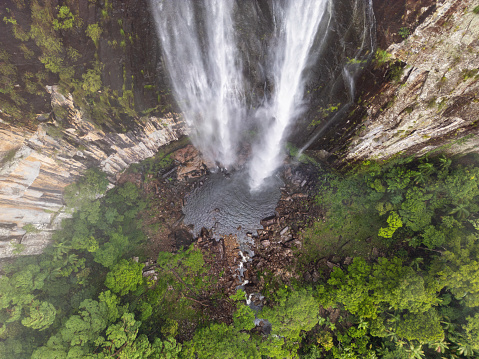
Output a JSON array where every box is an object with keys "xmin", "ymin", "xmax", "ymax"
[{"xmin": 182, "ymin": 170, "xmax": 282, "ymax": 247}]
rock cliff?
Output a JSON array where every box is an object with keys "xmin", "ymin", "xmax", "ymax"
[
  {"xmin": 0, "ymin": 86, "xmax": 186, "ymax": 258},
  {"xmin": 314, "ymin": 0, "xmax": 479, "ymax": 165}
]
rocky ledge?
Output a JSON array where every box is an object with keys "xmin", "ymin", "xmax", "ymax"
[{"xmin": 0, "ymin": 86, "xmax": 187, "ymax": 259}]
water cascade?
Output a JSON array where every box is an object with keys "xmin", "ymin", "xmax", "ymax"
[
  {"xmin": 248, "ymin": 0, "xmax": 331, "ymax": 189},
  {"xmin": 298, "ymin": 0, "xmax": 376, "ymax": 154},
  {"xmin": 149, "ymin": 1, "xmax": 245, "ymax": 169},
  {"xmin": 149, "ymin": 0, "xmax": 375, "ymax": 238}
]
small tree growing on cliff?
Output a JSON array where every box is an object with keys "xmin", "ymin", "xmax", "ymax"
[{"xmin": 86, "ymin": 23, "xmax": 102, "ymax": 47}]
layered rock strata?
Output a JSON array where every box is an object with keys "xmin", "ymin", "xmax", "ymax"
[{"xmin": 0, "ymin": 87, "xmax": 186, "ymax": 258}]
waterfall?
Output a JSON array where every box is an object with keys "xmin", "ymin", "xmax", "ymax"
[
  {"xmin": 150, "ymin": 0, "xmax": 373, "ymax": 190},
  {"xmin": 149, "ymin": 0, "xmax": 245, "ymax": 169},
  {"xmin": 298, "ymin": 0, "xmax": 376, "ymax": 154},
  {"xmin": 248, "ymin": 0, "xmax": 331, "ymax": 190}
]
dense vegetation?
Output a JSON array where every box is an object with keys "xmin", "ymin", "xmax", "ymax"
[
  {"xmin": 1, "ymin": 151, "xmax": 479, "ymax": 358},
  {"xmin": 0, "ymin": 0, "xmax": 171, "ymax": 129}
]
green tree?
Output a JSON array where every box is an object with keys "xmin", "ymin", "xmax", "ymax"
[
  {"xmin": 63, "ymin": 168, "xmax": 109, "ymax": 208},
  {"xmin": 82, "ymin": 64, "xmax": 102, "ymax": 94},
  {"xmin": 370, "ymin": 257, "xmax": 437, "ymax": 314},
  {"xmin": 464, "ymin": 313, "xmax": 479, "ymax": 350},
  {"xmin": 21, "ymin": 300, "xmax": 56, "ymax": 331},
  {"xmin": 52, "ymin": 6, "xmax": 75, "ymax": 30},
  {"xmin": 319, "ymin": 258, "xmax": 377, "ymax": 319},
  {"xmin": 185, "ymin": 323, "xmax": 259, "ymax": 359},
  {"xmin": 104, "ymin": 259, "xmax": 145, "ymax": 296},
  {"xmin": 378, "ymin": 211, "xmax": 403, "ymax": 238},
  {"xmin": 93, "ymin": 230, "xmax": 129, "ymax": 268},
  {"xmin": 86, "ymin": 23, "xmax": 102, "ymax": 47},
  {"xmin": 436, "ymin": 233, "xmax": 479, "ymax": 306},
  {"xmin": 60, "ymin": 299, "xmax": 109, "ymax": 346},
  {"xmin": 396, "ymin": 309, "xmax": 444, "ymax": 343},
  {"xmin": 233, "ymin": 303, "xmax": 256, "ymax": 331},
  {"xmin": 262, "ymin": 288, "xmax": 319, "ymax": 339},
  {"xmin": 94, "ymin": 312, "xmax": 181, "ymax": 359}
]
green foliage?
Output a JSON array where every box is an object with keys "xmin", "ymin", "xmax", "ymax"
[
  {"xmin": 230, "ymin": 288, "xmax": 247, "ymax": 302},
  {"xmin": 93, "ymin": 230, "xmax": 129, "ymax": 268},
  {"xmin": 320, "ymin": 258, "xmax": 378, "ymax": 318},
  {"xmin": 86, "ymin": 23, "xmax": 102, "ymax": 47},
  {"xmin": 262, "ymin": 288, "xmax": 318, "ymax": 339},
  {"xmin": 436, "ymin": 232, "xmax": 479, "ymax": 306},
  {"xmin": 378, "ymin": 211, "xmax": 402, "ymax": 238},
  {"xmin": 398, "ymin": 27, "xmax": 410, "ymax": 39},
  {"xmin": 370, "ymin": 257, "xmax": 437, "ymax": 314},
  {"xmin": 104, "ymin": 259, "xmax": 145, "ymax": 296},
  {"xmin": 61, "ymin": 299, "xmax": 109, "ymax": 346},
  {"xmin": 473, "ymin": 5, "xmax": 479, "ymax": 14},
  {"xmin": 21, "ymin": 301, "xmax": 56, "ymax": 331},
  {"xmin": 464, "ymin": 313, "xmax": 479, "ymax": 349},
  {"xmin": 388, "ymin": 62, "xmax": 404, "ymax": 83},
  {"xmin": 63, "ymin": 168, "xmax": 109, "ymax": 208},
  {"xmin": 461, "ymin": 68, "xmax": 479, "ymax": 81},
  {"xmin": 396, "ymin": 309, "xmax": 444, "ymax": 342},
  {"xmin": 185, "ymin": 323, "xmax": 259, "ymax": 359},
  {"xmin": 161, "ymin": 318, "xmax": 179, "ymax": 338},
  {"xmin": 52, "ymin": 6, "xmax": 75, "ymax": 30},
  {"xmin": 233, "ymin": 304, "xmax": 256, "ymax": 331},
  {"xmin": 374, "ymin": 48, "xmax": 391, "ymax": 67},
  {"xmin": 81, "ymin": 63, "xmax": 102, "ymax": 94},
  {"xmin": 0, "ymin": 49, "xmax": 17, "ymax": 95}
]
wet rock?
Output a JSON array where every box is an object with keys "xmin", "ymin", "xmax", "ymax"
[
  {"xmin": 170, "ymin": 228, "xmax": 194, "ymax": 249},
  {"xmin": 260, "ymin": 240, "xmax": 271, "ymax": 247},
  {"xmin": 292, "ymin": 192, "xmax": 307, "ymax": 199},
  {"xmin": 200, "ymin": 227, "xmax": 209, "ymax": 238},
  {"xmin": 174, "ymin": 145, "xmax": 210, "ymax": 181},
  {"xmin": 0, "ymin": 85, "xmax": 187, "ymax": 259},
  {"xmin": 142, "ymin": 269, "xmax": 156, "ymax": 277},
  {"xmin": 280, "ymin": 226, "xmax": 289, "ymax": 236},
  {"xmin": 161, "ymin": 166, "xmax": 177, "ymax": 179},
  {"xmin": 311, "ymin": 270, "xmax": 320, "ymax": 283},
  {"xmin": 303, "ymin": 271, "xmax": 312, "ymax": 281},
  {"xmin": 260, "ymin": 215, "xmax": 276, "ymax": 227},
  {"xmin": 172, "ymin": 214, "xmax": 185, "ymax": 227}
]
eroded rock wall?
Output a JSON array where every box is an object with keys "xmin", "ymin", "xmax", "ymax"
[
  {"xmin": 0, "ymin": 87, "xmax": 186, "ymax": 258},
  {"xmin": 318, "ymin": 0, "xmax": 479, "ymax": 165}
]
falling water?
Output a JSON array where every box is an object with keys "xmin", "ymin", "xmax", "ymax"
[
  {"xmin": 248, "ymin": 0, "xmax": 332, "ymax": 190},
  {"xmin": 149, "ymin": 0, "xmax": 245, "ymax": 169},
  {"xmin": 298, "ymin": 0, "xmax": 376, "ymax": 154},
  {"xmin": 150, "ymin": 0, "xmax": 374, "ymax": 192}
]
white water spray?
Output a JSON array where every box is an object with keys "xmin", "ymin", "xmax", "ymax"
[
  {"xmin": 150, "ymin": 0, "xmax": 373, "ymax": 190},
  {"xmin": 298, "ymin": 0, "xmax": 376, "ymax": 155},
  {"xmin": 248, "ymin": 0, "xmax": 331, "ymax": 190},
  {"xmin": 149, "ymin": 0, "xmax": 245, "ymax": 168}
]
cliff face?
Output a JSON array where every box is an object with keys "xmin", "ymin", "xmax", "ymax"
[
  {"xmin": 0, "ymin": 0, "xmax": 187, "ymax": 259},
  {"xmin": 0, "ymin": 87, "xmax": 186, "ymax": 258},
  {"xmin": 316, "ymin": 0, "xmax": 479, "ymax": 165}
]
